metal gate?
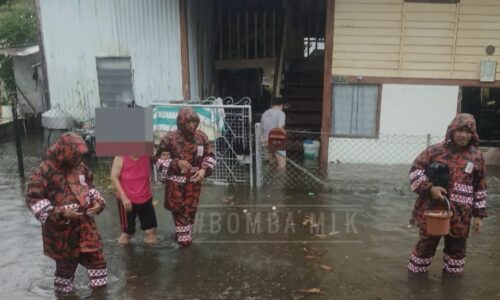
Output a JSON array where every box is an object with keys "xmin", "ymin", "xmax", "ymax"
[
  {"xmin": 255, "ymin": 123, "xmax": 331, "ymax": 191},
  {"xmin": 152, "ymin": 97, "xmax": 253, "ymax": 186}
]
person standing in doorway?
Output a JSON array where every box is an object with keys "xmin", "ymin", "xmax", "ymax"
[
  {"xmin": 111, "ymin": 155, "xmax": 158, "ymax": 245},
  {"xmin": 260, "ymin": 97, "xmax": 286, "ymax": 169}
]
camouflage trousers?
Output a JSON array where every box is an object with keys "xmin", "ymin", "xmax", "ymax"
[
  {"xmin": 408, "ymin": 233, "xmax": 466, "ymax": 275},
  {"xmin": 54, "ymin": 251, "xmax": 107, "ymax": 294}
]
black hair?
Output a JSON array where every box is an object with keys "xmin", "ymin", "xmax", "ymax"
[{"xmin": 271, "ymin": 98, "xmax": 284, "ymax": 106}]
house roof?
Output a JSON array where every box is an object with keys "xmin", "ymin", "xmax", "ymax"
[{"xmin": 0, "ymin": 45, "xmax": 39, "ymax": 56}]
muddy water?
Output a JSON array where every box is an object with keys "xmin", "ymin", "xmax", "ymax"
[{"xmin": 0, "ymin": 134, "xmax": 499, "ymax": 299}]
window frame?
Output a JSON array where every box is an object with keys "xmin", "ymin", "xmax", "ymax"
[
  {"xmin": 404, "ymin": 0, "xmax": 459, "ymax": 3},
  {"xmin": 96, "ymin": 56, "xmax": 135, "ymax": 108},
  {"xmin": 331, "ymin": 83, "xmax": 382, "ymax": 139}
]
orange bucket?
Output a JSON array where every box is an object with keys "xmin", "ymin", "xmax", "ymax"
[{"xmin": 424, "ymin": 197, "xmax": 452, "ymax": 236}]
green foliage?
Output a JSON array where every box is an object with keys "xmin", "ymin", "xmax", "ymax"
[
  {"xmin": 0, "ymin": 0, "xmax": 38, "ymax": 98},
  {"xmin": 0, "ymin": 0, "xmax": 37, "ymax": 47}
]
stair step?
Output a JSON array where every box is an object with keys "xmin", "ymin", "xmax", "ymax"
[
  {"xmin": 285, "ymin": 71, "xmax": 324, "ymax": 78},
  {"xmin": 285, "ymin": 95, "xmax": 322, "ymax": 100},
  {"xmin": 287, "ymin": 120, "xmax": 322, "ymax": 127},
  {"xmin": 285, "ymin": 107, "xmax": 322, "ymax": 113},
  {"xmin": 284, "ymin": 79, "xmax": 323, "ymax": 85},
  {"xmin": 286, "ymin": 125, "xmax": 322, "ymax": 132},
  {"xmin": 285, "ymin": 70, "xmax": 324, "ymax": 75},
  {"xmin": 285, "ymin": 58, "xmax": 324, "ymax": 72},
  {"xmin": 287, "ymin": 115, "xmax": 322, "ymax": 125},
  {"xmin": 284, "ymin": 79, "xmax": 323, "ymax": 87},
  {"xmin": 284, "ymin": 86, "xmax": 323, "ymax": 94}
]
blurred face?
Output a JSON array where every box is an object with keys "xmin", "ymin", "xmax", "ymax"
[
  {"xmin": 59, "ymin": 153, "xmax": 82, "ymax": 169},
  {"xmin": 452, "ymin": 126, "xmax": 472, "ymax": 148},
  {"xmin": 185, "ymin": 120, "xmax": 197, "ymax": 133}
]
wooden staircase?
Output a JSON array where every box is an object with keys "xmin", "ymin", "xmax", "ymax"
[{"xmin": 282, "ymin": 57, "xmax": 323, "ymax": 131}]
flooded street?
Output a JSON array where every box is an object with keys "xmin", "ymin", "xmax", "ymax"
[{"xmin": 0, "ymin": 133, "xmax": 499, "ymax": 299}]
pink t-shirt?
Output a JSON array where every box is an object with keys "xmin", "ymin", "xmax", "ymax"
[{"xmin": 118, "ymin": 156, "xmax": 152, "ymax": 204}]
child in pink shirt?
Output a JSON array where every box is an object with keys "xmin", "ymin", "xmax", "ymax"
[{"xmin": 110, "ymin": 156, "xmax": 157, "ymax": 245}]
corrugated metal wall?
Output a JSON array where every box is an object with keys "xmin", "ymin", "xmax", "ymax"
[
  {"xmin": 187, "ymin": 0, "xmax": 215, "ymax": 100},
  {"xmin": 39, "ymin": 0, "xmax": 183, "ymax": 121}
]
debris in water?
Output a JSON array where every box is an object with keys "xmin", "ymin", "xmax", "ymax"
[
  {"xmin": 314, "ymin": 234, "xmax": 328, "ymax": 239},
  {"xmin": 320, "ymin": 264, "xmax": 333, "ymax": 271},
  {"xmin": 297, "ymin": 288, "xmax": 324, "ymax": 294}
]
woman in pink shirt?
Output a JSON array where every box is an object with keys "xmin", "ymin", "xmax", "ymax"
[{"xmin": 110, "ymin": 156, "xmax": 157, "ymax": 245}]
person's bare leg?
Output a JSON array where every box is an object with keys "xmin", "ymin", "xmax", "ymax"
[
  {"xmin": 118, "ymin": 233, "xmax": 132, "ymax": 245},
  {"xmin": 144, "ymin": 228, "xmax": 157, "ymax": 244},
  {"xmin": 275, "ymin": 154, "xmax": 286, "ymax": 170}
]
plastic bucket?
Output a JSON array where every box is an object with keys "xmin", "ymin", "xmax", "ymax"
[
  {"xmin": 303, "ymin": 140, "xmax": 320, "ymax": 160},
  {"xmin": 424, "ymin": 197, "xmax": 452, "ymax": 236}
]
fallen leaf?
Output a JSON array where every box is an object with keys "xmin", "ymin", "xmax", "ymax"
[
  {"xmin": 305, "ymin": 255, "xmax": 318, "ymax": 259},
  {"xmin": 328, "ymin": 231, "xmax": 340, "ymax": 236},
  {"xmin": 320, "ymin": 264, "xmax": 333, "ymax": 271},
  {"xmin": 297, "ymin": 288, "xmax": 324, "ymax": 294},
  {"xmin": 314, "ymin": 234, "xmax": 328, "ymax": 239},
  {"xmin": 221, "ymin": 197, "xmax": 230, "ymax": 203}
]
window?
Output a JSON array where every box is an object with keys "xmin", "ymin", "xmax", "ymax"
[
  {"xmin": 304, "ymin": 37, "xmax": 325, "ymax": 57},
  {"xmin": 332, "ymin": 84, "xmax": 380, "ymax": 138},
  {"xmin": 96, "ymin": 57, "xmax": 134, "ymax": 107},
  {"xmin": 405, "ymin": 0, "xmax": 459, "ymax": 3}
]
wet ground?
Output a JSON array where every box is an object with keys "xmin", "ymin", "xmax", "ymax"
[{"xmin": 0, "ymin": 132, "xmax": 499, "ymax": 299}]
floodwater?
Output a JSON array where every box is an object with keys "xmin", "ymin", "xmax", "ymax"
[{"xmin": 0, "ymin": 132, "xmax": 499, "ymax": 299}]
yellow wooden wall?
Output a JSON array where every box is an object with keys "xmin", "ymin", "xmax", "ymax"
[{"xmin": 332, "ymin": 0, "xmax": 500, "ymax": 80}]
